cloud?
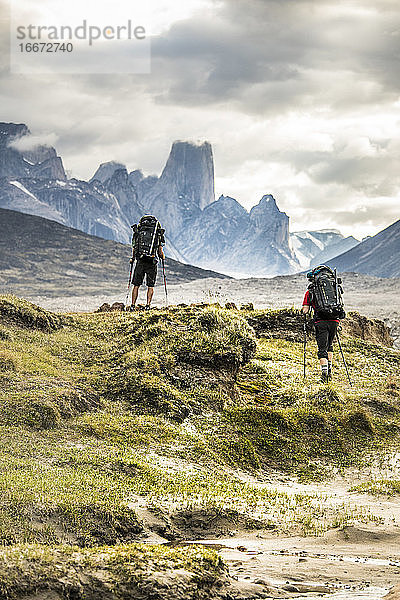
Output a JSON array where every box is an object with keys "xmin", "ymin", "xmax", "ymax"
[
  {"xmin": 148, "ymin": 0, "xmax": 400, "ymax": 111},
  {"xmin": 8, "ymin": 132, "xmax": 59, "ymax": 152},
  {"xmin": 0, "ymin": 0, "xmax": 398, "ymax": 241}
]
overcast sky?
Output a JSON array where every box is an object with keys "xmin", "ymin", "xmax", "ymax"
[{"xmin": 0, "ymin": 0, "xmax": 399, "ymax": 238}]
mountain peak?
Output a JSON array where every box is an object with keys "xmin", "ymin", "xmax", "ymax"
[
  {"xmin": 216, "ymin": 194, "xmax": 245, "ymax": 206},
  {"xmin": 171, "ymin": 140, "xmax": 212, "ymax": 151},
  {"xmin": 257, "ymin": 194, "xmax": 280, "ymax": 210},
  {"xmin": 250, "ymin": 195, "xmax": 286, "ymax": 223},
  {"xmin": 0, "ymin": 121, "xmax": 65, "ymax": 180},
  {"xmin": 90, "ymin": 161, "xmax": 126, "ymax": 184},
  {"xmin": 205, "ymin": 195, "xmax": 248, "ymax": 217},
  {"xmin": 137, "ymin": 140, "xmax": 215, "ymax": 242},
  {"xmin": 0, "ymin": 122, "xmax": 30, "ymax": 147},
  {"xmin": 159, "ymin": 140, "xmax": 215, "ymax": 210}
]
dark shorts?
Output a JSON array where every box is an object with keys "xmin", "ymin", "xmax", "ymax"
[
  {"xmin": 132, "ymin": 259, "xmax": 158, "ymax": 288},
  {"xmin": 315, "ymin": 321, "xmax": 339, "ymax": 359}
]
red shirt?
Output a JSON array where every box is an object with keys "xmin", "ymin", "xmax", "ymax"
[{"xmin": 303, "ymin": 290, "xmax": 339, "ymax": 323}]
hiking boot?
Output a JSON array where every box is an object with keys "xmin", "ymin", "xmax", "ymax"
[
  {"xmin": 144, "ymin": 305, "xmax": 151, "ymax": 311},
  {"xmin": 127, "ymin": 305, "xmax": 136, "ymax": 312}
]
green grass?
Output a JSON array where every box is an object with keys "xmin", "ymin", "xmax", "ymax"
[
  {"xmin": 0, "ymin": 542, "xmax": 226, "ymax": 600},
  {"xmin": 75, "ymin": 408, "xmax": 185, "ymax": 449},
  {"xmin": 228, "ymin": 333, "xmax": 400, "ymax": 475},
  {"xmin": 0, "ymin": 423, "xmax": 374, "ymax": 541},
  {"xmin": 0, "ymin": 295, "xmax": 64, "ymax": 331},
  {"xmin": 351, "ymin": 479, "xmax": 400, "ymax": 496},
  {"xmin": 0, "ymin": 295, "xmax": 399, "ymax": 556}
]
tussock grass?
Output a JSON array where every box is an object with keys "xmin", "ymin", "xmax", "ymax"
[
  {"xmin": 0, "ymin": 296, "xmax": 398, "ymax": 564},
  {"xmin": 229, "ymin": 334, "xmax": 400, "ymax": 476},
  {"xmin": 0, "ymin": 542, "xmax": 226, "ymax": 600},
  {"xmin": 76, "ymin": 411, "xmax": 181, "ymax": 448},
  {"xmin": 0, "ymin": 294, "xmax": 64, "ymax": 331},
  {"xmin": 351, "ymin": 479, "xmax": 400, "ymax": 496}
]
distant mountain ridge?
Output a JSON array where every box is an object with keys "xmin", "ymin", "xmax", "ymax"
[
  {"xmin": 0, "ymin": 121, "xmax": 397, "ymax": 278},
  {"xmin": 179, "ymin": 194, "xmax": 299, "ymax": 276},
  {"xmin": 290, "ymin": 230, "xmax": 360, "ymax": 270},
  {"xmin": 89, "ymin": 141, "xmax": 300, "ymax": 276},
  {"xmin": 330, "ymin": 219, "xmax": 400, "ymax": 278},
  {"xmin": 0, "ymin": 123, "xmax": 66, "ymax": 181},
  {"xmin": 0, "ymin": 122, "xmax": 299, "ymax": 277},
  {"xmin": 0, "ymin": 208, "xmax": 229, "ymax": 298}
]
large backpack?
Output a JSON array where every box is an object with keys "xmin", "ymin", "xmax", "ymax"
[
  {"xmin": 307, "ymin": 265, "xmax": 345, "ymax": 320},
  {"xmin": 132, "ymin": 215, "xmax": 164, "ymax": 261}
]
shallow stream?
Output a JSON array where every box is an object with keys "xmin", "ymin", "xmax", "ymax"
[{"xmin": 182, "ymin": 539, "xmax": 397, "ymax": 599}]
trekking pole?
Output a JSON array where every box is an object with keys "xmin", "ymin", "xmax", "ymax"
[
  {"xmin": 336, "ymin": 332, "xmax": 352, "ymax": 387},
  {"xmin": 161, "ymin": 257, "xmax": 168, "ymax": 307},
  {"xmin": 125, "ymin": 259, "xmax": 134, "ymax": 307},
  {"xmin": 303, "ymin": 313, "xmax": 307, "ymax": 379}
]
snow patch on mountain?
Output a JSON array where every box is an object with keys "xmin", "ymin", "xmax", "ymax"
[
  {"xmin": 290, "ymin": 229, "xmax": 359, "ymax": 269},
  {"xmin": 9, "ymin": 180, "xmax": 39, "ymax": 202}
]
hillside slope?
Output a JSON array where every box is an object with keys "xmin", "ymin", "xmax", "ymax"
[
  {"xmin": 331, "ymin": 219, "xmax": 400, "ymax": 278},
  {"xmin": 0, "ymin": 296, "xmax": 399, "ymax": 597},
  {"xmin": 0, "ymin": 208, "xmax": 228, "ymax": 297}
]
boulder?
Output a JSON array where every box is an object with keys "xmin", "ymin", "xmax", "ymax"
[
  {"xmin": 111, "ymin": 302, "xmax": 125, "ymax": 312},
  {"xmin": 97, "ymin": 303, "xmax": 111, "ymax": 312},
  {"xmin": 225, "ymin": 302, "xmax": 238, "ymax": 310}
]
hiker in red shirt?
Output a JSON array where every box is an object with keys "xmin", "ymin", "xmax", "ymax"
[{"xmin": 301, "ymin": 265, "xmax": 345, "ymax": 383}]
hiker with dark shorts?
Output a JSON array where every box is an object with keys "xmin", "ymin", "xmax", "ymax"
[
  {"xmin": 129, "ymin": 215, "xmax": 165, "ymax": 311},
  {"xmin": 301, "ymin": 265, "xmax": 345, "ymax": 383}
]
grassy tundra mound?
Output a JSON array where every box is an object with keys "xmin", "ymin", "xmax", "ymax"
[
  {"xmin": 247, "ymin": 307, "xmax": 393, "ymax": 346},
  {"xmin": 0, "ymin": 543, "xmax": 227, "ymax": 600},
  {"xmin": 0, "ymin": 295, "xmax": 64, "ymax": 331},
  {"xmin": 0, "ymin": 295, "xmax": 400, "ymax": 594}
]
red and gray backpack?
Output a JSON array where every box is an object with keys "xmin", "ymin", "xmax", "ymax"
[{"xmin": 307, "ymin": 265, "xmax": 345, "ymax": 320}]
